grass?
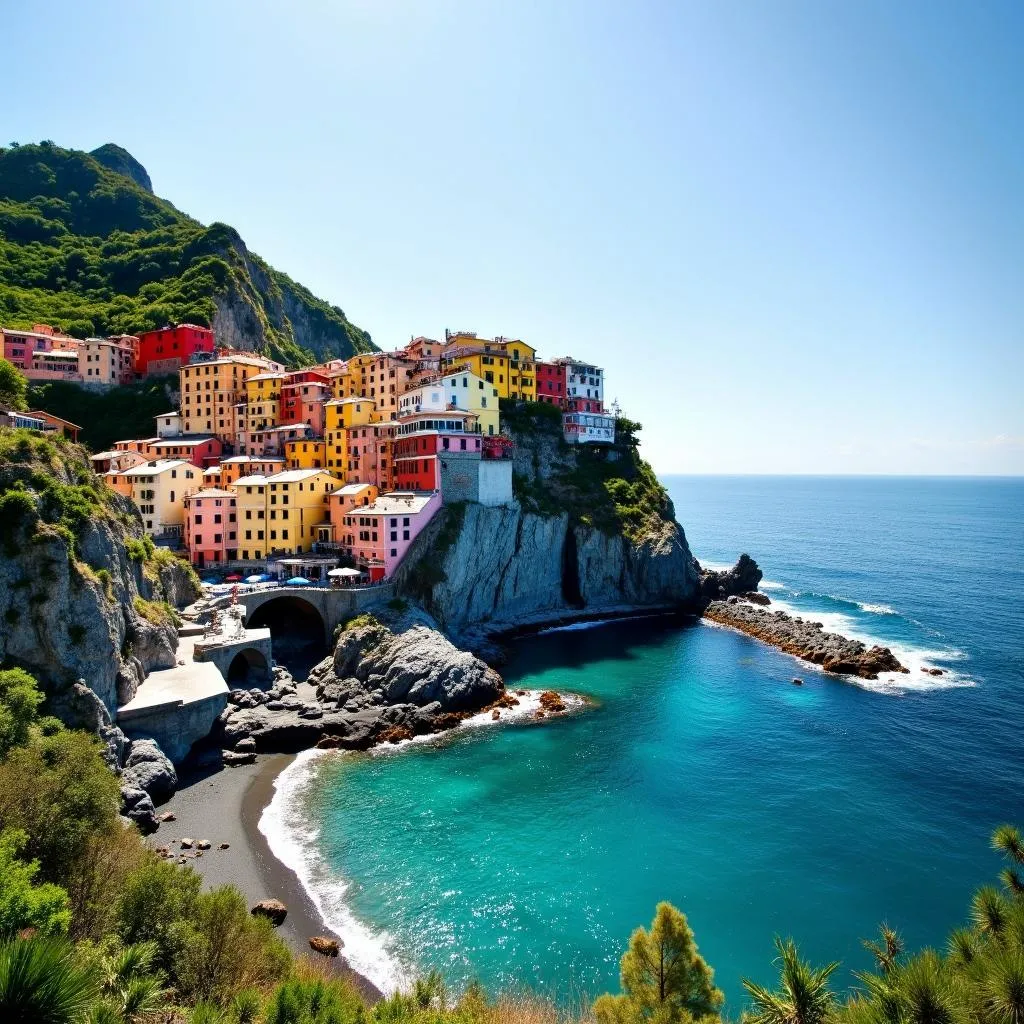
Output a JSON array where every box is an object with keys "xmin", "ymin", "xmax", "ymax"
[{"xmin": 132, "ymin": 595, "xmax": 180, "ymax": 628}]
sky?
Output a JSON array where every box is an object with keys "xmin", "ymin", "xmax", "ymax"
[{"xmin": 4, "ymin": 0, "xmax": 1023, "ymax": 475}]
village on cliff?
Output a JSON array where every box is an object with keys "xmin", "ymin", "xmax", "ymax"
[{"xmin": 1, "ymin": 322, "xmax": 617, "ymax": 584}]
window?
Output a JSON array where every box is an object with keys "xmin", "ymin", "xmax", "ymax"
[{"xmin": 195, "ymin": 514, "xmax": 203, "ymax": 524}]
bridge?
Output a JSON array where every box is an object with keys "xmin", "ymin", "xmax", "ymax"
[{"xmin": 236, "ymin": 583, "xmax": 395, "ymax": 641}]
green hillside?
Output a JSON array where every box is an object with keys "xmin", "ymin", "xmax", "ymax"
[{"xmin": 0, "ymin": 140, "xmax": 376, "ymax": 365}]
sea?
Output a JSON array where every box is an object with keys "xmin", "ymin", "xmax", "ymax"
[{"xmin": 260, "ymin": 476, "xmax": 1024, "ymax": 1010}]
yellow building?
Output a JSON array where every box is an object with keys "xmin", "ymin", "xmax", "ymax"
[
  {"xmin": 120, "ymin": 459, "xmax": 201, "ymax": 538},
  {"xmin": 324, "ymin": 398, "xmax": 375, "ymax": 475},
  {"xmin": 285, "ymin": 438, "xmax": 327, "ymax": 470},
  {"xmin": 231, "ymin": 469, "xmax": 341, "ymax": 560},
  {"xmin": 440, "ymin": 335, "xmax": 536, "ymax": 401},
  {"xmin": 179, "ymin": 355, "xmax": 278, "ymax": 443},
  {"xmin": 503, "ymin": 339, "xmax": 537, "ymax": 401},
  {"xmin": 397, "ymin": 370, "xmax": 500, "ymax": 436},
  {"xmin": 243, "ymin": 372, "xmax": 284, "ymax": 434}
]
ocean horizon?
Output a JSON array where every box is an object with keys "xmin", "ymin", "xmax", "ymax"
[{"xmin": 261, "ymin": 474, "xmax": 1024, "ymax": 1008}]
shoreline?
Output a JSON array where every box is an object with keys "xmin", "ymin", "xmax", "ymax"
[{"xmin": 149, "ymin": 755, "xmax": 382, "ymax": 1001}]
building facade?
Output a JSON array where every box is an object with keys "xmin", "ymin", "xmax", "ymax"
[
  {"xmin": 183, "ymin": 489, "xmax": 238, "ymax": 567},
  {"xmin": 136, "ymin": 324, "xmax": 214, "ymax": 376},
  {"xmin": 342, "ymin": 491, "xmax": 442, "ymax": 581}
]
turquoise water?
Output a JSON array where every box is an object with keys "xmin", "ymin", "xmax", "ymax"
[{"xmin": 264, "ymin": 477, "xmax": 1024, "ymax": 1008}]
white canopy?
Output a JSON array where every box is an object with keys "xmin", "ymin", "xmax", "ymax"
[{"xmin": 327, "ymin": 567, "xmax": 362, "ymax": 577}]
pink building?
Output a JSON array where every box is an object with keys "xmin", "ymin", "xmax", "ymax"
[
  {"xmin": 280, "ymin": 371, "xmax": 329, "ymax": 434},
  {"xmin": 147, "ymin": 435, "xmax": 223, "ymax": 468},
  {"xmin": 342, "ymin": 490, "xmax": 441, "ymax": 582},
  {"xmin": 345, "ymin": 420, "xmax": 397, "ymax": 491},
  {"xmin": 183, "ymin": 489, "xmax": 238, "ymax": 567},
  {"xmin": 317, "ymin": 482, "xmax": 379, "ymax": 549},
  {"xmin": 2, "ymin": 325, "xmax": 82, "ymax": 382}
]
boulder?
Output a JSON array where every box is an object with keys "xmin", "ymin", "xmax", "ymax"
[
  {"xmin": 223, "ymin": 750, "xmax": 256, "ymax": 766},
  {"xmin": 698, "ymin": 554, "xmax": 764, "ymax": 602},
  {"xmin": 120, "ymin": 787, "xmax": 158, "ymax": 834},
  {"xmin": 322, "ymin": 609, "xmax": 504, "ymax": 713},
  {"xmin": 251, "ymin": 899, "xmax": 287, "ymax": 926},
  {"xmin": 308, "ymin": 936, "xmax": 341, "ymax": 957},
  {"xmin": 121, "ymin": 738, "xmax": 177, "ymax": 804}
]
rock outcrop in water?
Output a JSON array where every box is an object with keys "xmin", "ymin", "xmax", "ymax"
[
  {"xmin": 697, "ymin": 554, "xmax": 763, "ymax": 601},
  {"xmin": 704, "ymin": 597, "xmax": 908, "ymax": 679},
  {"xmin": 216, "ymin": 609, "xmax": 506, "ymax": 754}
]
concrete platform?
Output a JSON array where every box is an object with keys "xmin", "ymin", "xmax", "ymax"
[{"xmin": 118, "ymin": 636, "xmax": 229, "ymax": 763}]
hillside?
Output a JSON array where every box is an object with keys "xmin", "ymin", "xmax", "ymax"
[{"xmin": 0, "ymin": 141, "xmax": 376, "ymax": 365}]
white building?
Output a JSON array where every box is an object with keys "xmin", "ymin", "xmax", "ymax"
[
  {"xmin": 556, "ymin": 357, "xmax": 604, "ymax": 407},
  {"xmin": 563, "ymin": 412, "xmax": 615, "ymax": 445},
  {"xmin": 397, "ymin": 370, "xmax": 500, "ymax": 435}
]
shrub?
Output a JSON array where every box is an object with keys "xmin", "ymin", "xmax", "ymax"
[
  {"xmin": 170, "ymin": 886, "xmax": 291, "ymax": 1006},
  {"xmin": 115, "ymin": 859, "xmax": 201, "ymax": 969},
  {"xmin": 0, "ymin": 828, "xmax": 71, "ymax": 938},
  {"xmin": 0, "ymin": 668, "xmax": 44, "ymax": 758},
  {"xmin": 0, "ymin": 936, "xmax": 100, "ymax": 1023}
]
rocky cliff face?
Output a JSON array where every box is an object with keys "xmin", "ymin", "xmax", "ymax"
[
  {"xmin": 393, "ymin": 502, "xmax": 699, "ymax": 636},
  {"xmin": 0, "ymin": 436, "xmax": 200, "ymax": 727}
]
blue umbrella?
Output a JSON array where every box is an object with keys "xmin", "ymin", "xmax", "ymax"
[{"xmin": 286, "ymin": 576, "xmax": 311, "ymax": 586}]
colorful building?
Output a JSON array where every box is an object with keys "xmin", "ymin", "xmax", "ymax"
[
  {"xmin": 563, "ymin": 411, "xmax": 615, "ymax": 445},
  {"xmin": 27, "ymin": 410, "xmax": 81, "ymax": 441},
  {"xmin": 179, "ymin": 354, "xmax": 276, "ymax": 443},
  {"xmin": 119, "ymin": 459, "xmax": 201, "ymax": 537},
  {"xmin": 280, "ymin": 371, "xmax": 329, "ymax": 435},
  {"xmin": 147, "ymin": 435, "xmax": 223, "ymax": 468},
  {"xmin": 81, "ymin": 336, "xmax": 135, "ymax": 386},
  {"xmin": 398, "ymin": 370, "xmax": 500, "ymax": 436},
  {"xmin": 218, "ymin": 455, "xmax": 285, "ymax": 487},
  {"xmin": 324, "ymin": 397, "xmax": 375, "ymax": 475},
  {"xmin": 316, "ymin": 482, "xmax": 379, "ymax": 548},
  {"xmin": 556, "ymin": 357, "xmax": 604, "ymax": 413},
  {"xmin": 284, "ymin": 437, "xmax": 327, "ymax": 470},
  {"xmin": 343, "ymin": 420, "xmax": 397, "ymax": 491},
  {"xmin": 440, "ymin": 333, "xmax": 535, "ymax": 401},
  {"xmin": 345, "ymin": 352, "xmax": 419, "ymax": 419},
  {"xmin": 232, "ymin": 468, "xmax": 341, "ymax": 561},
  {"xmin": 393, "ymin": 410, "xmax": 481, "ymax": 491},
  {"xmin": 183, "ymin": 489, "xmax": 238, "ymax": 567},
  {"xmin": 342, "ymin": 491, "xmax": 442, "ymax": 582},
  {"xmin": 3, "ymin": 325, "xmax": 83, "ymax": 382},
  {"xmin": 535, "ymin": 361, "xmax": 567, "ymax": 406},
  {"xmin": 90, "ymin": 449, "xmax": 149, "ymax": 474},
  {"xmin": 136, "ymin": 324, "xmax": 214, "ymax": 376}
]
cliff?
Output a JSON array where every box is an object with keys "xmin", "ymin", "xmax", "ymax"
[
  {"xmin": 393, "ymin": 406, "xmax": 700, "ymax": 637},
  {"xmin": 0, "ymin": 429, "xmax": 200, "ymax": 729},
  {"xmin": 0, "ymin": 141, "xmax": 375, "ymax": 365}
]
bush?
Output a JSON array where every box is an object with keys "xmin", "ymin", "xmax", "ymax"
[
  {"xmin": 115, "ymin": 858, "xmax": 201, "ymax": 969},
  {"xmin": 170, "ymin": 886, "xmax": 291, "ymax": 1006},
  {"xmin": 0, "ymin": 668, "xmax": 44, "ymax": 758},
  {"xmin": 0, "ymin": 828, "xmax": 71, "ymax": 937},
  {"xmin": 0, "ymin": 729, "xmax": 121, "ymax": 886}
]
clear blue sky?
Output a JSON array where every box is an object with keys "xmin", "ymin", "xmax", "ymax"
[{"xmin": 6, "ymin": 0, "xmax": 1023, "ymax": 474}]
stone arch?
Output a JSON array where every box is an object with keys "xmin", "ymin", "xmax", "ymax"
[
  {"xmin": 227, "ymin": 647, "xmax": 269, "ymax": 684},
  {"xmin": 245, "ymin": 595, "xmax": 329, "ymax": 681}
]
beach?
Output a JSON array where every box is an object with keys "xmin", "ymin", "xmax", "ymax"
[{"xmin": 147, "ymin": 754, "xmax": 381, "ymax": 1001}]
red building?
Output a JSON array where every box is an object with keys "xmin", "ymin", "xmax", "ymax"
[
  {"xmin": 280, "ymin": 371, "xmax": 330, "ymax": 433},
  {"xmin": 135, "ymin": 324, "xmax": 214, "ymax": 376},
  {"xmin": 566, "ymin": 396, "xmax": 604, "ymax": 414},
  {"xmin": 535, "ymin": 361, "xmax": 567, "ymax": 406},
  {"xmin": 393, "ymin": 411, "xmax": 481, "ymax": 491},
  {"xmin": 147, "ymin": 435, "xmax": 223, "ymax": 468}
]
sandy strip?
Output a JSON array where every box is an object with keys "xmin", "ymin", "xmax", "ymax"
[{"xmin": 147, "ymin": 755, "xmax": 381, "ymax": 1001}]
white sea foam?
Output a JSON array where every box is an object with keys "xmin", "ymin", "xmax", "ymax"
[
  {"xmin": 759, "ymin": 579, "xmax": 786, "ymax": 591},
  {"xmin": 535, "ymin": 614, "xmax": 665, "ymax": 635},
  {"xmin": 720, "ymin": 594, "xmax": 976, "ymax": 695},
  {"xmin": 857, "ymin": 602, "xmax": 898, "ymax": 615},
  {"xmin": 258, "ymin": 689, "xmax": 585, "ymax": 989},
  {"xmin": 259, "ymin": 749, "xmax": 411, "ymax": 992}
]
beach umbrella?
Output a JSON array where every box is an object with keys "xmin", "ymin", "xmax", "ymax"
[
  {"xmin": 285, "ymin": 576, "xmax": 311, "ymax": 586},
  {"xmin": 224, "ymin": 574, "xmax": 242, "ymax": 582},
  {"xmin": 201, "ymin": 576, "xmax": 221, "ymax": 585},
  {"xmin": 244, "ymin": 574, "xmax": 263, "ymax": 583},
  {"xmin": 328, "ymin": 567, "xmax": 361, "ymax": 577}
]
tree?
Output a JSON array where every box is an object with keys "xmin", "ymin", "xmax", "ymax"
[
  {"xmin": 742, "ymin": 937, "xmax": 838, "ymax": 1024},
  {"xmin": 594, "ymin": 902, "xmax": 723, "ymax": 1024},
  {"xmin": 863, "ymin": 925, "xmax": 905, "ymax": 977},
  {"xmin": 993, "ymin": 826, "xmax": 1024, "ymax": 897},
  {"xmin": 0, "ymin": 668, "xmax": 44, "ymax": 758},
  {"xmin": 0, "ymin": 936, "xmax": 99, "ymax": 1023},
  {"xmin": 0, "ymin": 829, "xmax": 70, "ymax": 938},
  {"xmin": 0, "ymin": 359, "xmax": 27, "ymax": 412}
]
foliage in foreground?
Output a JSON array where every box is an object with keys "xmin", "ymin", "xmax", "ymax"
[{"xmin": 1, "ymin": 658, "xmax": 1022, "ymax": 1024}]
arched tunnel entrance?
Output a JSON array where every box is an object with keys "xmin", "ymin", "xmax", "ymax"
[
  {"xmin": 227, "ymin": 648, "xmax": 270, "ymax": 685},
  {"xmin": 246, "ymin": 596, "xmax": 328, "ymax": 682}
]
